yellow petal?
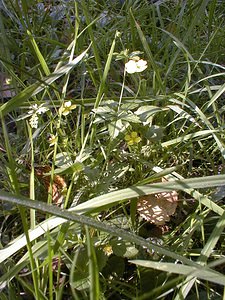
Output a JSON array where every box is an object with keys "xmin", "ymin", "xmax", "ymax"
[
  {"xmin": 130, "ymin": 131, "xmax": 138, "ymax": 138},
  {"xmin": 134, "ymin": 137, "xmax": 141, "ymax": 143},
  {"xmin": 127, "ymin": 140, "xmax": 134, "ymax": 146},
  {"xmin": 124, "ymin": 134, "xmax": 131, "ymax": 141}
]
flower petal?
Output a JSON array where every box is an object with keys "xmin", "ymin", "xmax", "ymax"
[{"xmin": 125, "ymin": 60, "xmax": 137, "ymax": 74}]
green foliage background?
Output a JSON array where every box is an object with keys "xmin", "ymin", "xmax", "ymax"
[{"xmin": 0, "ymin": 0, "xmax": 225, "ymax": 299}]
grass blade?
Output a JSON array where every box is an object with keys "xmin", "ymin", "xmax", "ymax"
[
  {"xmin": 130, "ymin": 9, "xmax": 164, "ymax": 93},
  {"xmin": 130, "ymin": 260, "xmax": 225, "ymax": 286},
  {"xmin": 0, "ymin": 46, "xmax": 90, "ymax": 115}
]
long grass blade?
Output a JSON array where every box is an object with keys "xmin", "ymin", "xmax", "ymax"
[
  {"xmin": 0, "ymin": 46, "xmax": 90, "ymax": 115},
  {"xmin": 130, "ymin": 260, "xmax": 225, "ymax": 286}
]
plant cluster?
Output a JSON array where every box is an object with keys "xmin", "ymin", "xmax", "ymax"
[{"xmin": 0, "ymin": 0, "xmax": 225, "ymax": 299}]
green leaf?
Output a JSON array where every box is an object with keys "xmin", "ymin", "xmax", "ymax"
[
  {"xmin": 162, "ymin": 129, "xmax": 219, "ymax": 147},
  {"xmin": 85, "ymin": 226, "xmax": 100, "ymax": 300},
  {"xmin": 0, "ymin": 46, "xmax": 90, "ymax": 115},
  {"xmin": 135, "ymin": 105, "xmax": 165, "ymax": 124},
  {"xmin": 0, "ymin": 174, "xmax": 225, "ymax": 265},
  {"xmin": 0, "ymin": 188, "xmax": 218, "ymax": 268},
  {"xmin": 130, "ymin": 260, "xmax": 225, "ymax": 286},
  {"xmin": 108, "ymin": 119, "xmax": 125, "ymax": 139},
  {"xmin": 130, "ymin": 10, "xmax": 164, "ymax": 92},
  {"xmin": 55, "ymin": 152, "xmax": 73, "ymax": 168},
  {"xmin": 53, "ymin": 162, "xmax": 84, "ymax": 175},
  {"xmin": 145, "ymin": 125, "xmax": 164, "ymax": 141}
]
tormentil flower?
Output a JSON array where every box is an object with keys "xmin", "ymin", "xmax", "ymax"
[
  {"xmin": 103, "ymin": 244, "xmax": 113, "ymax": 256},
  {"xmin": 59, "ymin": 100, "xmax": 76, "ymax": 116},
  {"xmin": 47, "ymin": 133, "xmax": 57, "ymax": 146},
  {"xmin": 125, "ymin": 131, "xmax": 141, "ymax": 146},
  {"xmin": 125, "ymin": 58, "xmax": 147, "ymax": 74}
]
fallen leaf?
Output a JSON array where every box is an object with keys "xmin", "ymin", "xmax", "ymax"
[{"xmin": 137, "ymin": 179, "xmax": 178, "ymax": 226}]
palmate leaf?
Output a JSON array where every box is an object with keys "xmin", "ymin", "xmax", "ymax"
[
  {"xmin": 145, "ymin": 125, "xmax": 164, "ymax": 141},
  {"xmin": 108, "ymin": 119, "xmax": 124, "ymax": 139},
  {"xmin": 53, "ymin": 162, "xmax": 84, "ymax": 175},
  {"xmin": 134, "ymin": 105, "xmax": 165, "ymax": 125},
  {"xmin": 93, "ymin": 105, "xmax": 140, "ymax": 125}
]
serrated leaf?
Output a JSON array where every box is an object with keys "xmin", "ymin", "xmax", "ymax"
[
  {"xmin": 93, "ymin": 106, "xmax": 114, "ymax": 123},
  {"xmin": 92, "ymin": 107, "xmax": 113, "ymax": 114},
  {"xmin": 122, "ymin": 112, "xmax": 141, "ymax": 123},
  {"xmin": 145, "ymin": 125, "xmax": 164, "ymax": 141},
  {"xmin": 53, "ymin": 162, "xmax": 84, "ymax": 175},
  {"xmin": 135, "ymin": 105, "xmax": 165, "ymax": 124},
  {"xmin": 108, "ymin": 119, "xmax": 124, "ymax": 139},
  {"xmin": 111, "ymin": 239, "xmax": 127, "ymax": 257},
  {"xmin": 121, "ymin": 102, "xmax": 139, "ymax": 110},
  {"xmin": 55, "ymin": 152, "xmax": 73, "ymax": 167}
]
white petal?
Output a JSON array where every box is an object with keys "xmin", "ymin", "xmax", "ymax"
[
  {"xmin": 64, "ymin": 101, "xmax": 72, "ymax": 108},
  {"xmin": 125, "ymin": 60, "xmax": 137, "ymax": 74}
]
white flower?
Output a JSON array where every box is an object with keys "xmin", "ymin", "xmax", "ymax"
[
  {"xmin": 65, "ymin": 100, "xmax": 72, "ymax": 107},
  {"xmin": 29, "ymin": 114, "xmax": 39, "ymax": 129},
  {"xmin": 136, "ymin": 59, "xmax": 148, "ymax": 71},
  {"xmin": 28, "ymin": 104, "xmax": 38, "ymax": 115},
  {"xmin": 28, "ymin": 103, "xmax": 49, "ymax": 115},
  {"xmin": 37, "ymin": 106, "xmax": 48, "ymax": 114},
  {"xmin": 5, "ymin": 77, "xmax": 12, "ymax": 85},
  {"xmin": 125, "ymin": 58, "xmax": 148, "ymax": 74},
  {"xmin": 59, "ymin": 100, "xmax": 76, "ymax": 116},
  {"xmin": 27, "ymin": 103, "xmax": 49, "ymax": 129}
]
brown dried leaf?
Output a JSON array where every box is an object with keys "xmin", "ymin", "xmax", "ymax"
[
  {"xmin": 27, "ymin": 164, "xmax": 67, "ymax": 207},
  {"xmin": 137, "ymin": 180, "xmax": 178, "ymax": 225}
]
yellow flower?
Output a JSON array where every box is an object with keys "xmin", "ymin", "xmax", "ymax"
[
  {"xmin": 103, "ymin": 244, "xmax": 113, "ymax": 256},
  {"xmin": 125, "ymin": 58, "xmax": 147, "ymax": 74},
  {"xmin": 5, "ymin": 77, "xmax": 12, "ymax": 85},
  {"xmin": 47, "ymin": 133, "xmax": 57, "ymax": 146},
  {"xmin": 59, "ymin": 101, "xmax": 76, "ymax": 116},
  {"xmin": 125, "ymin": 131, "xmax": 141, "ymax": 145}
]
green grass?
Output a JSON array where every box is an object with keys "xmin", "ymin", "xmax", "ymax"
[{"xmin": 0, "ymin": 0, "xmax": 225, "ymax": 299}]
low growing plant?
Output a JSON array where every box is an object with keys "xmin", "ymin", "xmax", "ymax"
[{"xmin": 0, "ymin": 0, "xmax": 225, "ymax": 299}]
